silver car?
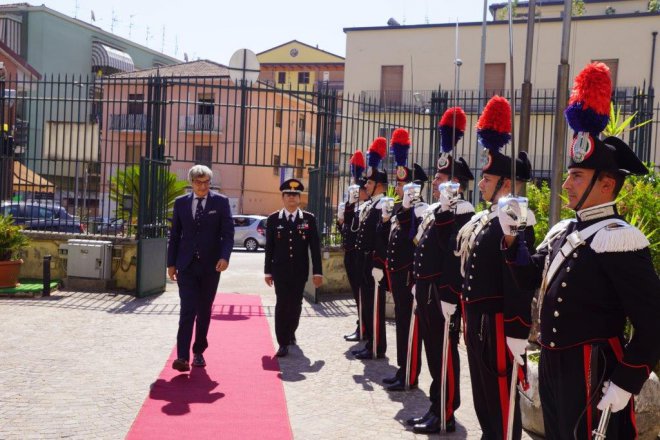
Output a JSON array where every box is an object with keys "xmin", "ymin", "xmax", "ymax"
[{"xmin": 233, "ymin": 215, "xmax": 267, "ymax": 251}]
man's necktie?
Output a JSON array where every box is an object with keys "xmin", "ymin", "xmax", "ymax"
[
  {"xmin": 195, "ymin": 197, "xmax": 204, "ymax": 221},
  {"xmin": 288, "ymin": 214, "xmax": 294, "ymax": 225}
]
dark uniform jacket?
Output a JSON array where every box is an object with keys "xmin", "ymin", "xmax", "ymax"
[
  {"xmin": 505, "ymin": 204, "xmax": 660, "ymax": 394},
  {"xmin": 413, "ymin": 199, "xmax": 473, "ymax": 283},
  {"xmin": 356, "ymin": 194, "xmax": 387, "ymax": 270},
  {"xmin": 264, "ymin": 209, "xmax": 323, "ymax": 282},
  {"xmin": 340, "ymin": 202, "xmax": 359, "ymax": 252},
  {"xmin": 167, "ymin": 191, "xmax": 234, "ymax": 272},
  {"xmin": 456, "ymin": 205, "xmax": 536, "ymax": 339},
  {"xmin": 387, "ymin": 203, "xmax": 427, "ymax": 273}
]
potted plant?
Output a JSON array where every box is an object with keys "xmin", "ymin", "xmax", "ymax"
[{"xmin": 0, "ymin": 214, "xmax": 30, "ymax": 288}]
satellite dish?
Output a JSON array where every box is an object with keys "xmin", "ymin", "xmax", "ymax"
[{"xmin": 228, "ymin": 48, "xmax": 260, "ymax": 85}]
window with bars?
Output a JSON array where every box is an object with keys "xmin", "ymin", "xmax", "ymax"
[{"xmin": 277, "ymin": 72, "xmax": 286, "ymax": 84}]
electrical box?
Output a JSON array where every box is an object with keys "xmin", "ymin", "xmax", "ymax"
[{"xmin": 61, "ymin": 239, "xmax": 113, "ymax": 280}]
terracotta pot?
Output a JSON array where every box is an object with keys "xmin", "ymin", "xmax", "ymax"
[{"xmin": 0, "ymin": 259, "xmax": 23, "ymax": 288}]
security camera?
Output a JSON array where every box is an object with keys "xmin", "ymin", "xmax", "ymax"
[{"xmin": 387, "ymin": 18, "xmax": 400, "ymax": 26}]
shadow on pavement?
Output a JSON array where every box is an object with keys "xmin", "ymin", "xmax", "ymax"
[
  {"xmin": 276, "ymin": 345, "xmax": 325, "ymax": 382},
  {"xmin": 148, "ymin": 367, "xmax": 225, "ymax": 416}
]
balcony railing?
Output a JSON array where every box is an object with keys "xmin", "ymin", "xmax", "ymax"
[
  {"xmin": 179, "ymin": 114, "xmax": 221, "ymax": 132},
  {"xmin": 109, "ymin": 114, "xmax": 147, "ymax": 131}
]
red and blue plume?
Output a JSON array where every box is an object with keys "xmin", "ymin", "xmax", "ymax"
[
  {"xmin": 390, "ymin": 128, "xmax": 411, "ymax": 167},
  {"xmin": 438, "ymin": 107, "xmax": 467, "ymax": 153},
  {"xmin": 350, "ymin": 150, "xmax": 365, "ymax": 180},
  {"xmin": 476, "ymin": 96, "xmax": 511, "ymax": 152},
  {"xmin": 368, "ymin": 137, "xmax": 387, "ymax": 168},
  {"xmin": 564, "ymin": 62, "xmax": 611, "ymax": 136}
]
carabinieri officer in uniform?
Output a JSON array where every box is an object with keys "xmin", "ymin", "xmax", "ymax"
[
  {"xmin": 265, "ymin": 178, "xmax": 323, "ymax": 358},
  {"xmin": 501, "ymin": 62, "xmax": 660, "ymax": 439}
]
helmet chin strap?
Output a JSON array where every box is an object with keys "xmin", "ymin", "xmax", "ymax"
[
  {"xmin": 573, "ymin": 169, "xmax": 600, "ymax": 212},
  {"xmin": 489, "ymin": 176, "xmax": 505, "ymax": 204}
]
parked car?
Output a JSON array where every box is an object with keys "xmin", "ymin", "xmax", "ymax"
[
  {"xmin": 90, "ymin": 216, "xmax": 126, "ymax": 235},
  {"xmin": 0, "ymin": 201, "xmax": 86, "ymax": 233},
  {"xmin": 233, "ymin": 215, "xmax": 266, "ymax": 251}
]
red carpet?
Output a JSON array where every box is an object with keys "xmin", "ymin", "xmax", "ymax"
[{"xmin": 126, "ymin": 293, "xmax": 292, "ymax": 440}]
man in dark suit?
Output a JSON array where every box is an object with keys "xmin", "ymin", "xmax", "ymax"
[
  {"xmin": 167, "ymin": 165, "xmax": 234, "ymax": 372},
  {"xmin": 264, "ymin": 178, "xmax": 323, "ymax": 357}
]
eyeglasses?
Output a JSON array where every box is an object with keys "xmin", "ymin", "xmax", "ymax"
[{"xmin": 193, "ymin": 179, "xmax": 211, "ymax": 186}]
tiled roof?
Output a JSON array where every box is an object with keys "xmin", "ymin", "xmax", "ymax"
[{"xmin": 108, "ymin": 60, "xmax": 229, "ymax": 78}]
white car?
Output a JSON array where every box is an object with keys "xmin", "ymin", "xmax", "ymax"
[{"xmin": 233, "ymin": 215, "xmax": 267, "ymax": 251}]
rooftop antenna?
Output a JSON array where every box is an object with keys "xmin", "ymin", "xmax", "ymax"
[
  {"xmin": 128, "ymin": 14, "xmax": 135, "ymax": 39},
  {"xmin": 161, "ymin": 26, "xmax": 166, "ymax": 52},
  {"xmin": 74, "ymin": 0, "xmax": 79, "ymax": 19},
  {"xmin": 146, "ymin": 26, "xmax": 151, "ymax": 46},
  {"xmin": 110, "ymin": 9, "xmax": 118, "ymax": 33},
  {"xmin": 174, "ymin": 35, "xmax": 179, "ymax": 57}
]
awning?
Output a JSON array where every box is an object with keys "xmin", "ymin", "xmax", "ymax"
[
  {"xmin": 13, "ymin": 162, "xmax": 55, "ymax": 194},
  {"xmin": 91, "ymin": 42, "xmax": 135, "ymax": 73}
]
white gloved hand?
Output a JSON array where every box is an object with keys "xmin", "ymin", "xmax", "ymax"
[
  {"xmin": 439, "ymin": 192, "xmax": 451, "ymax": 212},
  {"xmin": 371, "ymin": 267, "xmax": 384, "ymax": 282},
  {"xmin": 597, "ymin": 381, "xmax": 632, "ymax": 413},
  {"xmin": 506, "ymin": 336, "xmax": 527, "ymax": 365},
  {"xmin": 497, "ymin": 199, "xmax": 525, "ymax": 236},
  {"xmin": 347, "ymin": 185, "xmax": 360, "ymax": 204},
  {"xmin": 440, "ymin": 301, "xmax": 457, "ymax": 321},
  {"xmin": 411, "ymin": 285, "xmax": 416, "ymax": 297},
  {"xmin": 380, "ymin": 197, "xmax": 394, "ymax": 222},
  {"xmin": 337, "ymin": 202, "xmax": 346, "ymax": 222}
]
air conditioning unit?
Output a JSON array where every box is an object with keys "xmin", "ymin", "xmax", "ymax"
[{"xmin": 61, "ymin": 239, "xmax": 112, "ymax": 280}]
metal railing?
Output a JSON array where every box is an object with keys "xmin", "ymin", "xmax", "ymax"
[
  {"xmin": 109, "ymin": 114, "xmax": 147, "ymax": 131},
  {"xmin": 178, "ymin": 114, "xmax": 220, "ymax": 132}
]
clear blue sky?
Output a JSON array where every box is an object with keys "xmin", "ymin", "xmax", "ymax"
[{"xmin": 41, "ymin": 0, "xmax": 498, "ymax": 62}]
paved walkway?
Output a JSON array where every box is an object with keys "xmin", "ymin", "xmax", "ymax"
[{"xmin": 0, "ymin": 252, "xmax": 535, "ymax": 439}]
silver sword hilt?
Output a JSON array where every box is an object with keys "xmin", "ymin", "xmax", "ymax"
[{"xmin": 592, "ymin": 405, "xmax": 612, "ymax": 439}]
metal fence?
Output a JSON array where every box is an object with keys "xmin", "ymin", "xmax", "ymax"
[{"xmin": 0, "ymin": 74, "xmax": 657, "ymax": 244}]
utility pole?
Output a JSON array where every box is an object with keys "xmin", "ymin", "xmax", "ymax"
[
  {"xmin": 517, "ymin": 0, "xmax": 537, "ymax": 197},
  {"xmin": 549, "ymin": 0, "xmax": 573, "ymax": 225}
]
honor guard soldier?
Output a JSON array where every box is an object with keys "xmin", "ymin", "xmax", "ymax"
[
  {"xmin": 339, "ymin": 151, "xmax": 369, "ymax": 342},
  {"xmin": 455, "ymin": 96, "xmax": 536, "ymax": 440},
  {"xmin": 382, "ymin": 128, "xmax": 429, "ymax": 391},
  {"xmin": 408, "ymin": 107, "xmax": 475, "ymax": 433},
  {"xmin": 352, "ymin": 137, "xmax": 389, "ymax": 360},
  {"xmin": 264, "ymin": 178, "xmax": 323, "ymax": 358},
  {"xmin": 501, "ymin": 63, "xmax": 660, "ymax": 439}
]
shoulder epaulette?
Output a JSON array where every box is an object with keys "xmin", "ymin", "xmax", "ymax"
[
  {"xmin": 302, "ymin": 210, "xmax": 315, "ymax": 217},
  {"xmin": 537, "ymin": 219, "xmax": 573, "ymax": 251},
  {"xmin": 590, "ymin": 221, "xmax": 650, "ymax": 253},
  {"xmin": 454, "ymin": 200, "xmax": 476, "ymax": 216}
]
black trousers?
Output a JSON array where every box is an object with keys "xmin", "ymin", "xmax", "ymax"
[
  {"xmin": 344, "ymin": 249, "xmax": 361, "ymax": 331},
  {"xmin": 389, "ymin": 268, "xmax": 422, "ymax": 384},
  {"xmin": 273, "ymin": 276, "xmax": 307, "ymax": 347},
  {"xmin": 539, "ymin": 338, "xmax": 637, "ymax": 440},
  {"xmin": 464, "ymin": 307, "xmax": 521, "ymax": 440},
  {"xmin": 176, "ymin": 260, "xmax": 221, "ymax": 361},
  {"xmin": 360, "ymin": 255, "xmax": 386, "ymax": 354},
  {"xmin": 415, "ymin": 278, "xmax": 461, "ymax": 419}
]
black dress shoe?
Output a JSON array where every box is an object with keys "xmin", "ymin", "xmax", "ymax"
[
  {"xmin": 355, "ymin": 350, "xmax": 384, "ymax": 360},
  {"xmin": 386, "ymin": 379, "xmax": 417, "ymax": 391},
  {"xmin": 172, "ymin": 358, "xmax": 190, "ymax": 372},
  {"xmin": 192, "ymin": 353, "xmax": 206, "ymax": 367},
  {"xmin": 350, "ymin": 347, "xmax": 367, "ymax": 356},
  {"xmin": 406, "ymin": 410, "xmax": 432, "ymax": 427},
  {"xmin": 275, "ymin": 345, "xmax": 288, "ymax": 357},
  {"xmin": 413, "ymin": 415, "xmax": 456, "ymax": 434},
  {"xmin": 382, "ymin": 375, "xmax": 398, "ymax": 385},
  {"xmin": 344, "ymin": 331, "xmax": 360, "ymax": 342}
]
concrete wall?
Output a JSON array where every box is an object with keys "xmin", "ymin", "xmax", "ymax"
[{"xmin": 18, "ymin": 232, "xmax": 138, "ymax": 291}]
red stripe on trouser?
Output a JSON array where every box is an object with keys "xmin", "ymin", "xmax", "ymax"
[
  {"xmin": 494, "ymin": 313, "xmax": 510, "ymax": 439},
  {"xmin": 446, "ymin": 331, "xmax": 455, "ymax": 420},
  {"xmin": 583, "ymin": 345, "xmax": 593, "ymax": 440},
  {"xmin": 409, "ymin": 317, "xmax": 420, "ymax": 385},
  {"xmin": 608, "ymin": 337, "xmax": 638, "ymax": 439}
]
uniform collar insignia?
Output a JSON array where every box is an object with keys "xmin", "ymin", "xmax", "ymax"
[{"xmin": 576, "ymin": 202, "xmax": 617, "ymax": 222}]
